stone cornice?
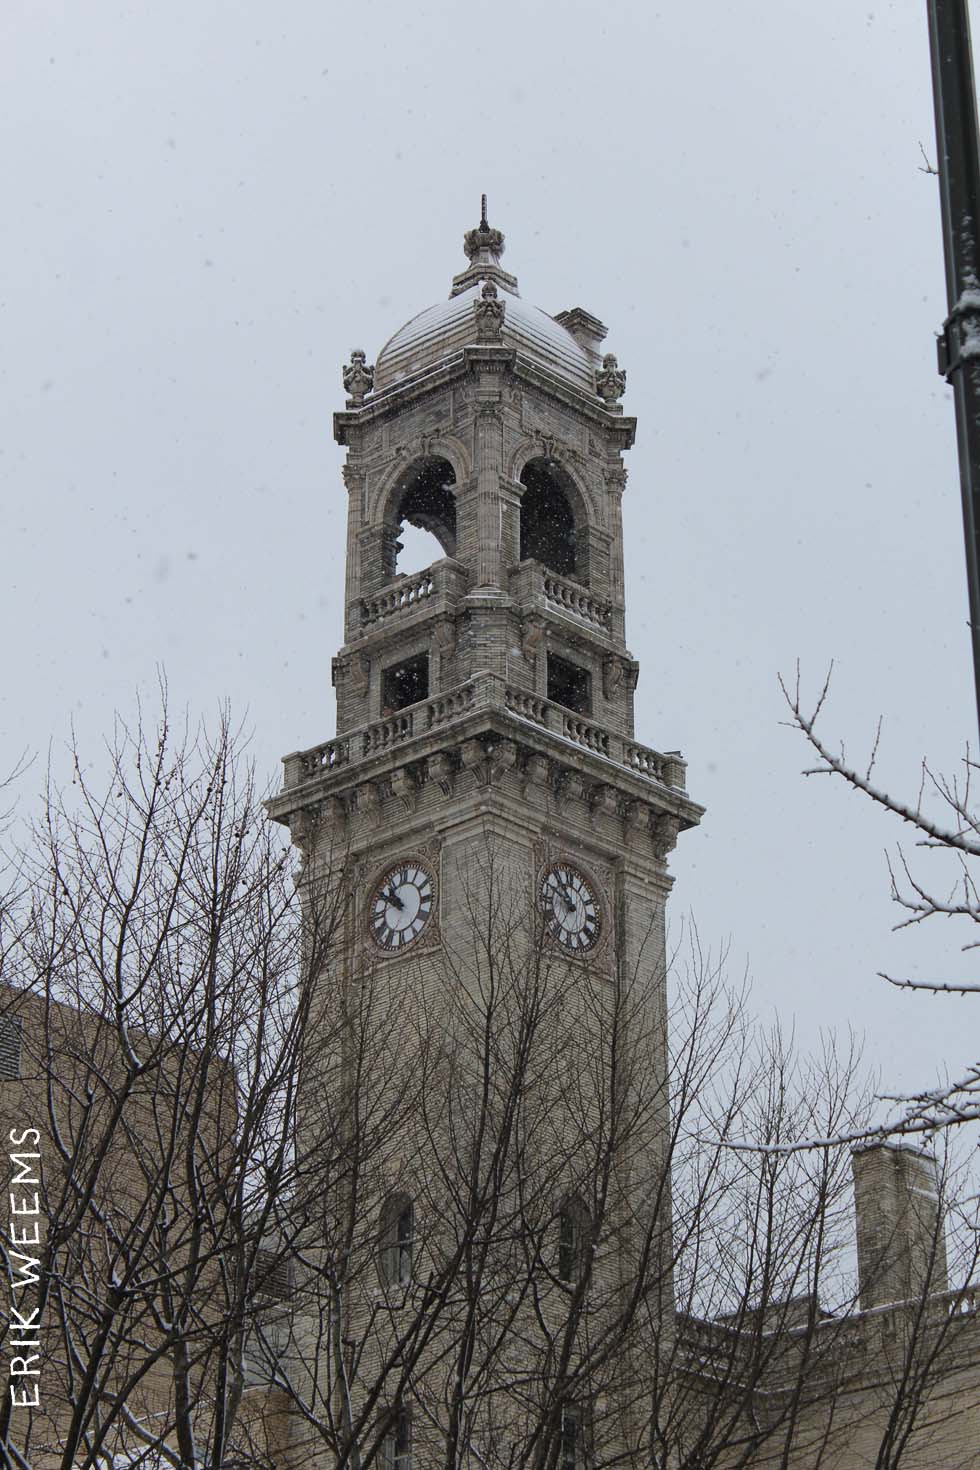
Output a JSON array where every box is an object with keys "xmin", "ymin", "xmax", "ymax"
[
  {"xmin": 333, "ymin": 352, "xmax": 637, "ymax": 449},
  {"xmin": 269, "ymin": 697, "xmax": 703, "ymax": 850}
]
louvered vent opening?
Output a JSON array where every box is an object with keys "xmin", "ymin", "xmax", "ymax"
[
  {"xmin": 0, "ymin": 1018, "xmax": 22, "ymax": 1080},
  {"xmin": 254, "ymin": 1247, "xmax": 292, "ymax": 1300}
]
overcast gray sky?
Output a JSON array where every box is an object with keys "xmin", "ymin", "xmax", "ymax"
[{"xmin": 2, "ymin": 1, "xmax": 977, "ymax": 1107}]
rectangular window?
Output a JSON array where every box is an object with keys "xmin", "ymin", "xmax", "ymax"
[
  {"xmin": 382, "ymin": 654, "xmax": 429, "ymax": 713},
  {"xmin": 396, "ymin": 1205, "xmax": 413, "ymax": 1284},
  {"xmin": 559, "ymin": 1213, "xmax": 578, "ymax": 1283},
  {"xmin": 547, "ymin": 653, "xmax": 590, "ymax": 716},
  {"xmin": 383, "ymin": 1409, "xmax": 412, "ymax": 1470},
  {"xmin": 0, "ymin": 1017, "xmax": 22, "ymax": 1080},
  {"xmin": 560, "ymin": 1408, "xmax": 580, "ymax": 1470}
]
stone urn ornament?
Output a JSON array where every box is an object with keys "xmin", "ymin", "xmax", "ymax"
[
  {"xmin": 595, "ymin": 352, "xmax": 626, "ymax": 405},
  {"xmin": 343, "ymin": 348, "xmax": 374, "ymax": 406}
]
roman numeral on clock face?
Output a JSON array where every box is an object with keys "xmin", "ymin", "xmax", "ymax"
[
  {"xmin": 369, "ymin": 861, "xmax": 435, "ymax": 951},
  {"xmin": 540, "ymin": 863, "xmax": 601, "ymax": 953}
]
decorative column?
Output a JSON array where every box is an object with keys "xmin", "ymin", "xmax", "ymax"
[
  {"xmin": 342, "ymin": 462, "xmax": 365, "ymax": 642},
  {"xmin": 474, "ymin": 401, "xmax": 504, "ymax": 588},
  {"xmin": 605, "ymin": 463, "xmax": 628, "ymax": 641}
]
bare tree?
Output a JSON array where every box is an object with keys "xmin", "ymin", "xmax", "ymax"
[
  {"xmin": 0, "ymin": 707, "xmax": 970, "ymax": 1470},
  {"xmin": 244, "ymin": 858, "xmax": 973, "ymax": 1470},
  {"xmin": 0, "ymin": 702, "xmax": 348, "ymax": 1470},
  {"xmin": 780, "ymin": 666, "xmax": 980, "ymax": 1140}
]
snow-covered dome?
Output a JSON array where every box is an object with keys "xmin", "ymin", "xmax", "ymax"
[{"xmin": 371, "ymin": 203, "xmax": 601, "ymax": 398}]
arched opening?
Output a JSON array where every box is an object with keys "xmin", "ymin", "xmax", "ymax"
[
  {"xmin": 519, "ymin": 457, "xmax": 578, "ymax": 579},
  {"xmin": 557, "ymin": 1195, "xmax": 593, "ymax": 1284},
  {"xmin": 378, "ymin": 1192, "xmax": 414, "ymax": 1286},
  {"xmin": 391, "ymin": 456, "xmax": 457, "ymax": 576}
]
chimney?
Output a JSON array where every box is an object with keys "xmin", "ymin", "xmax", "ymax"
[
  {"xmin": 553, "ymin": 308, "xmax": 608, "ymax": 365},
  {"xmin": 852, "ymin": 1142, "xmax": 948, "ymax": 1310}
]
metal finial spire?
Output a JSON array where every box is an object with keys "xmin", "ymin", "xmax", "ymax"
[
  {"xmin": 463, "ymin": 199, "xmax": 504, "ymax": 265},
  {"xmin": 453, "ymin": 196, "xmax": 516, "ymax": 297}
]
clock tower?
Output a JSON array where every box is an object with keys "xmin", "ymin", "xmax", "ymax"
[{"xmin": 267, "ymin": 204, "xmax": 703, "ymax": 1470}]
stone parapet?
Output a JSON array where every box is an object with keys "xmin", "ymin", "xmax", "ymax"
[
  {"xmin": 354, "ymin": 556, "xmax": 469, "ymax": 639},
  {"xmin": 279, "ymin": 672, "xmax": 691, "ymax": 801},
  {"xmin": 508, "ymin": 558, "xmax": 617, "ymax": 638}
]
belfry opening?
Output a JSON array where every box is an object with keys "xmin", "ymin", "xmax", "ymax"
[
  {"xmin": 519, "ymin": 457, "xmax": 578, "ymax": 579},
  {"xmin": 391, "ymin": 456, "xmax": 457, "ymax": 575}
]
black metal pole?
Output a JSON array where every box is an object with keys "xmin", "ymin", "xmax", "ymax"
[{"xmin": 928, "ymin": 0, "xmax": 980, "ymax": 741}]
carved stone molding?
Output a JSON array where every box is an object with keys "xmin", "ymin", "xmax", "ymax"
[
  {"xmin": 624, "ymin": 800, "xmax": 648, "ymax": 835},
  {"xmin": 342, "ymin": 462, "xmax": 366, "ymax": 494},
  {"xmin": 460, "ymin": 737, "xmax": 488, "ymax": 780},
  {"xmin": 651, "ymin": 813, "xmax": 681, "ymax": 859},
  {"xmin": 602, "ymin": 655, "xmax": 625, "ymax": 701},
  {"xmin": 561, "ymin": 771, "xmax": 587, "ymax": 804},
  {"xmin": 284, "ymin": 731, "xmax": 688, "ymax": 877},
  {"xmin": 589, "ymin": 784, "xmax": 619, "ymax": 826},
  {"xmin": 487, "ymin": 738, "xmax": 518, "ymax": 784},
  {"xmin": 356, "ymin": 782, "xmax": 381, "ymax": 817},
  {"xmin": 348, "ymin": 655, "xmax": 371, "ymax": 699},
  {"xmin": 427, "ymin": 750, "xmax": 455, "ymax": 796},
  {"xmin": 289, "ymin": 804, "xmax": 322, "ymax": 856},
  {"xmin": 523, "ymin": 753, "xmax": 552, "ymax": 792},
  {"xmin": 390, "ymin": 767, "xmax": 417, "ymax": 812},
  {"xmin": 521, "ymin": 619, "xmax": 545, "ymax": 663},
  {"xmin": 474, "ymin": 281, "xmax": 505, "ymax": 341}
]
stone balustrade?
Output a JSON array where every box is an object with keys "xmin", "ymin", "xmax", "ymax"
[
  {"xmin": 623, "ymin": 742, "xmax": 687, "ymax": 790},
  {"xmin": 508, "ymin": 560, "xmax": 615, "ymax": 633},
  {"xmin": 560, "ymin": 713, "xmax": 610, "ymax": 755},
  {"xmin": 424, "ymin": 682, "xmax": 477, "ymax": 729},
  {"xmin": 542, "ymin": 570, "xmax": 613, "ymax": 630},
  {"xmin": 283, "ymin": 674, "xmax": 685, "ymax": 793},
  {"xmin": 503, "ymin": 687, "xmax": 549, "ymax": 726},
  {"xmin": 362, "ymin": 712, "xmax": 413, "ymax": 756},
  {"xmin": 359, "ymin": 558, "xmax": 467, "ymax": 630},
  {"xmin": 285, "ymin": 738, "xmax": 351, "ymax": 787}
]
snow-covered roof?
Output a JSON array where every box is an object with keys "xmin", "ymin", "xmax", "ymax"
[{"xmin": 374, "ymin": 281, "xmax": 596, "ymax": 396}]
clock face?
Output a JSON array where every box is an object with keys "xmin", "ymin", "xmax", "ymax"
[
  {"xmin": 369, "ymin": 861, "xmax": 434, "ymax": 952},
  {"xmin": 540, "ymin": 864, "xmax": 601, "ymax": 952}
]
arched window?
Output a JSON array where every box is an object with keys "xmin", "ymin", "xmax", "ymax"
[
  {"xmin": 379, "ymin": 1193, "xmax": 414, "ymax": 1286},
  {"xmin": 520, "ymin": 457, "xmax": 578, "ymax": 578},
  {"xmin": 391, "ymin": 457, "xmax": 457, "ymax": 576},
  {"xmin": 558, "ymin": 1196, "xmax": 592, "ymax": 1284}
]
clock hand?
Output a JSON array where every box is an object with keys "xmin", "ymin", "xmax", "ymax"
[{"xmin": 382, "ymin": 886, "xmax": 405, "ymax": 910}]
